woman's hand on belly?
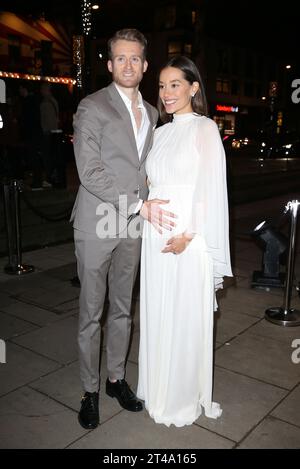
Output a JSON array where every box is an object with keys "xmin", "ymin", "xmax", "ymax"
[{"xmin": 161, "ymin": 232, "xmax": 194, "ymax": 255}]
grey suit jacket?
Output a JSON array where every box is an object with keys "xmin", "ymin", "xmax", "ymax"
[{"xmin": 71, "ymin": 82, "xmax": 158, "ymax": 236}]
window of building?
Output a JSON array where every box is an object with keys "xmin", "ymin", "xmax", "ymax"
[
  {"xmin": 184, "ymin": 43, "xmax": 192, "ymax": 57},
  {"xmin": 217, "ymin": 49, "xmax": 229, "ymax": 74},
  {"xmin": 165, "ymin": 5, "xmax": 176, "ymax": 28},
  {"xmin": 216, "ymin": 79, "xmax": 223, "ymax": 93},
  {"xmin": 216, "ymin": 78, "xmax": 230, "ymax": 94},
  {"xmin": 244, "ymin": 82, "xmax": 254, "ymax": 97},
  {"xmin": 168, "ymin": 40, "xmax": 182, "ymax": 58},
  {"xmin": 256, "ymin": 56, "xmax": 265, "ymax": 80},
  {"xmin": 8, "ymin": 35, "xmax": 21, "ymax": 66},
  {"xmin": 231, "ymin": 79, "xmax": 239, "ymax": 95},
  {"xmin": 41, "ymin": 40, "xmax": 53, "ymax": 75},
  {"xmin": 222, "ymin": 80, "xmax": 230, "ymax": 93},
  {"xmin": 256, "ymin": 84, "xmax": 262, "ymax": 99},
  {"xmin": 245, "ymin": 54, "xmax": 253, "ymax": 78},
  {"xmin": 267, "ymin": 62, "xmax": 277, "ymax": 81},
  {"xmin": 191, "ymin": 10, "xmax": 197, "ymax": 24},
  {"xmin": 213, "ymin": 115, "xmax": 236, "ymax": 136},
  {"xmin": 231, "ymin": 50, "xmax": 239, "ymax": 75},
  {"xmin": 154, "ymin": 7, "xmax": 164, "ymax": 29},
  {"xmin": 154, "ymin": 5, "xmax": 176, "ymax": 30}
]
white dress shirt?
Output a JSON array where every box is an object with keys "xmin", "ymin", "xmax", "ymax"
[
  {"xmin": 115, "ymin": 83, "xmax": 150, "ymax": 213},
  {"xmin": 114, "ymin": 83, "xmax": 150, "ymax": 159}
]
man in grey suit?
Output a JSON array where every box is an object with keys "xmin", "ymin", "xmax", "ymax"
[{"xmin": 72, "ymin": 29, "xmax": 175, "ymax": 429}]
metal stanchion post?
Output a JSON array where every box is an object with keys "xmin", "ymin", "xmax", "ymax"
[
  {"xmin": 3, "ymin": 182, "xmax": 16, "ymax": 269},
  {"xmin": 265, "ymin": 200, "xmax": 300, "ymax": 326},
  {"xmin": 4, "ymin": 180, "xmax": 34, "ymax": 275}
]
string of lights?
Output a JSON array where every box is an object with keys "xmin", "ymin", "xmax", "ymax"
[
  {"xmin": 72, "ymin": 35, "xmax": 85, "ymax": 89},
  {"xmin": 0, "ymin": 71, "xmax": 76, "ymax": 86},
  {"xmin": 81, "ymin": 0, "xmax": 92, "ymax": 36}
]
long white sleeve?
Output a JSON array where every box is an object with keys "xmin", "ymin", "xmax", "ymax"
[{"xmin": 186, "ymin": 118, "xmax": 232, "ymax": 287}]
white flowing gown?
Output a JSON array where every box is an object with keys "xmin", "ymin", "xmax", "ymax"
[{"xmin": 137, "ymin": 113, "xmax": 232, "ymax": 427}]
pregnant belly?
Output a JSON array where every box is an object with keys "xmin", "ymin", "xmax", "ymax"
[{"xmin": 148, "ymin": 184, "xmax": 193, "ymax": 236}]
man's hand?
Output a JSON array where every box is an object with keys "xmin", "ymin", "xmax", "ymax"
[
  {"xmin": 140, "ymin": 199, "xmax": 177, "ymax": 234},
  {"xmin": 161, "ymin": 232, "xmax": 194, "ymax": 254}
]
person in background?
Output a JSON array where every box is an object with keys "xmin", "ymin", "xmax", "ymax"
[
  {"xmin": 19, "ymin": 84, "xmax": 43, "ymax": 188},
  {"xmin": 40, "ymin": 82, "xmax": 64, "ymax": 188}
]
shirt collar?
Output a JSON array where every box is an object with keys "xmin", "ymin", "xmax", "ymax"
[{"xmin": 114, "ymin": 83, "xmax": 144, "ymax": 109}]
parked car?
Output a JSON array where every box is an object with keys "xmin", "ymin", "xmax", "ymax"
[
  {"xmin": 223, "ymin": 131, "xmax": 300, "ymax": 159},
  {"xmin": 264, "ymin": 132, "xmax": 300, "ymax": 158},
  {"xmin": 223, "ymin": 133, "xmax": 261, "ymax": 157}
]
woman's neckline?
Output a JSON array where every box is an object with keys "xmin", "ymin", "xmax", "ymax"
[{"xmin": 172, "ymin": 112, "xmax": 202, "ymax": 122}]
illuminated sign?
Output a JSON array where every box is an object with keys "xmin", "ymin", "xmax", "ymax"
[{"xmin": 216, "ymin": 105, "xmax": 239, "ymax": 113}]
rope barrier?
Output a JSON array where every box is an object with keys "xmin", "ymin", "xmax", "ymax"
[{"xmin": 21, "ymin": 189, "xmax": 73, "ymax": 222}]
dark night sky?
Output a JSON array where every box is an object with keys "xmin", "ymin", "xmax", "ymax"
[{"xmin": 1, "ymin": 0, "xmax": 299, "ymax": 61}]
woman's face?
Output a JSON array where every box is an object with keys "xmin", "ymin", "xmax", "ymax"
[{"xmin": 159, "ymin": 66, "xmax": 199, "ymax": 115}]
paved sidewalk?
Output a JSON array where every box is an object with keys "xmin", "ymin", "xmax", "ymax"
[{"xmin": 0, "ymin": 193, "xmax": 299, "ymax": 449}]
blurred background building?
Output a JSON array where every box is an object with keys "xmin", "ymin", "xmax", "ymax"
[{"xmin": 0, "ymin": 0, "xmax": 299, "ymax": 141}]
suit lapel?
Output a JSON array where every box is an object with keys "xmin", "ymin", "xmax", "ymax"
[
  {"xmin": 107, "ymin": 83, "xmax": 157, "ymax": 165},
  {"xmin": 140, "ymin": 101, "xmax": 156, "ymax": 163},
  {"xmin": 107, "ymin": 83, "xmax": 139, "ymax": 162}
]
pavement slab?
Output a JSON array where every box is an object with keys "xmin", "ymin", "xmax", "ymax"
[
  {"xmin": 215, "ymin": 332, "xmax": 300, "ymax": 389},
  {"xmin": 68, "ymin": 409, "xmax": 234, "ymax": 449},
  {"xmin": 238, "ymin": 415, "xmax": 300, "ymax": 449},
  {"xmin": 11, "ymin": 316, "xmax": 79, "ymax": 365},
  {"xmin": 244, "ymin": 318, "xmax": 300, "ymax": 344},
  {"xmin": 214, "ymin": 309, "xmax": 260, "ymax": 344},
  {"xmin": 0, "ymin": 386, "xmax": 86, "ymax": 449},
  {"xmin": 0, "ymin": 342, "xmax": 60, "ymax": 397},
  {"xmin": 0, "ymin": 310, "xmax": 38, "ymax": 339},
  {"xmin": 218, "ymin": 285, "xmax": 290, "ymax": 318},
  {"xmin": 195, "ymin": 367, "xmax": 287, "ymax": 442},
  {"xmin": 0, "ymin": 300, "xmax": 69, "ymax": 326},
  {"xmin": 271, "ymin": 384, "xmax": 300, "ymax": 427}
]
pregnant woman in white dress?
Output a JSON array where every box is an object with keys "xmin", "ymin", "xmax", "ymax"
[{"xmin": 137, "ymin": 56, "xmax": 232, "ymax": 427}]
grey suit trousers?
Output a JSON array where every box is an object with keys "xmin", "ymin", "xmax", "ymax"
[{"xmin": 74, "ymin": 228, "xmax": 141, "ymax": 393}]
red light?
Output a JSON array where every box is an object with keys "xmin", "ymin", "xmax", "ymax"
[{"xmin": 216, "ymin": 104, "xmax": 238, "ymax": 113}]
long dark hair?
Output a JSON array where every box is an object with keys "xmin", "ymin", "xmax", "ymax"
[{"xmin": 158, "ymin": 56, "xmax": 208, "ymax": 123}]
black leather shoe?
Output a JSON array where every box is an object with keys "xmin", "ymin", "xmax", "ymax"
[
  {"xmin": 106, "ymin": 379, "xmax": 143, "ymax": 412},
  {"xmin": 78, "ymin": 391, "xmax": 99, "ymax": 429}
]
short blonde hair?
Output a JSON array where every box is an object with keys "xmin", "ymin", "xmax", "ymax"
[{"xmin": 108, "ymin": 29, "xmax": 147, "ymax": 61}]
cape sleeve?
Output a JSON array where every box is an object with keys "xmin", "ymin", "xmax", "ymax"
[{"xmin": 186, "ymin": 117, "xmax": 233, "ymax": 289}]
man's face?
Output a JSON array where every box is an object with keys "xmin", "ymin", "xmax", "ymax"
[{"xmin": 107, "ymin": 39, "xmax": 148, "ymax": 89}]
